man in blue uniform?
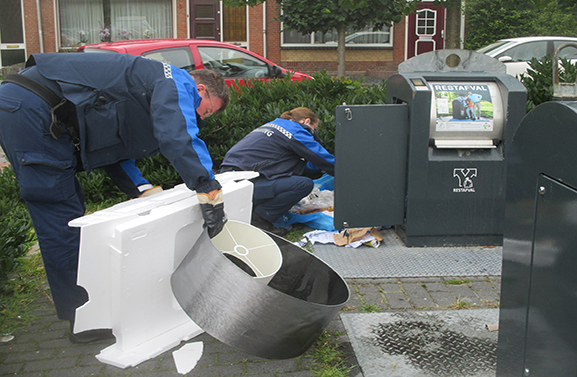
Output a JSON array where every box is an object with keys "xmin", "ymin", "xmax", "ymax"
[
  {"xmin": 0, "ymin": 53, "xmax": 229, "ymax": 342},
  {"xmin": 467, "ymin": 91, "xmax": 483, "ymax": 120},
  {"xmin": 220, "ymin": 107, "xmax": 335, "ymax": 235}
]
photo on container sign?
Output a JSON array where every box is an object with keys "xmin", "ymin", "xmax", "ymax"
[{"xmin": 433, "ymin": 83, "xmax": 494, "ymax": 132}]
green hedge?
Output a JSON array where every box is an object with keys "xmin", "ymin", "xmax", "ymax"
[
  {"xmin": 201, "ymin": 71, "xmax": 387, "ymax": 166},
  {"xmin": 0, "ymin": 166, "xmax": 35, "ymax": 287}
]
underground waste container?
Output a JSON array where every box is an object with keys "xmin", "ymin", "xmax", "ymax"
[
  {"xmin": 497, "ymin": 42, "xmax": 577, "ymax": 377},
  {"xmin": 334, "ymin": 49, "xmax": 527, "ymax": 247}
]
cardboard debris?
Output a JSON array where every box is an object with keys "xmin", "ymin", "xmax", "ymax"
[{"xmin": 334, "ymin": 227, "xmax": 384, "ymax": 246}]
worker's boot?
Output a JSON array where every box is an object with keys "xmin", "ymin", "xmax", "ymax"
[{"xmin": 250, "ymin": 212, "xmax": 289, "ymax": 237}]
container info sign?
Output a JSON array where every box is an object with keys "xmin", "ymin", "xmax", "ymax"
[{"xmin": 433, "ymin": 83, "xmax": 494, "ymax": 132}]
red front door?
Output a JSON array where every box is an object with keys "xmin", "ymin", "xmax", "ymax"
[
  {"xmin": 407, "ymin": 3, "xmax": 445, "ymax": 59},
  {"xmin": 190, "ymin": 0, "xmax": 221, "ymax": 40}
]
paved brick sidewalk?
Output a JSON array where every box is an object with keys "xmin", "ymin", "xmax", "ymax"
[
  {"xmin": 346, "ymin": 276, "xmax": 501, "ymax": 312},
  {"xmin": 0, "ymin": 276, "xmax": 500, "ymax": 377}
]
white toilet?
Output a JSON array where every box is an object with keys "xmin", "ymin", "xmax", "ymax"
[{"xmin": 69, "ymin": 171, "xmax": 257, "ymax": 368}]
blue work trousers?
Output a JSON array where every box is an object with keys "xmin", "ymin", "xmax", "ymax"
[
  {"xmin": 252, "ymin": 175, "xmax": 314, "ymax": 223},
  {"xmin": 0, "ymin": 83, "xmax": 87, "ymax": 321}
]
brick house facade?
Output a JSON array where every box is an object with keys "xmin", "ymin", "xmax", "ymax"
[{"xmin": 2, "ymin": 0, "xmax": 451, "ymax": 79}]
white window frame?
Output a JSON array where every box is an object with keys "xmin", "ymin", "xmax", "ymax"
[
  {"xmin": 414, "ymin": 8, "xmax": 437, "ymax": 53},
  {"xmin": 416, "ymin": 8, "xmax": 436, "ymax": 38}
]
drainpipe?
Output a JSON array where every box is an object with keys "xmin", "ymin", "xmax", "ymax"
[
  {"xmin": 404, "ymin": 14, "xmax": 408, "ymax": 61},
  {"xmin": 36, "ymin": 0, "xmax": 44, "ymax": 52},
  {"xmin": 262, "ymin": 3, "xmax": 267, "ymax": 58}
]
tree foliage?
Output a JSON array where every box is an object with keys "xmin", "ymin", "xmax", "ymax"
[
  {"xmin": 464, "ymin": 0, "xmax": 577, "ymax": 51},
  {"xmin": 558, "ymin": 0, "xmax": 577, "ymax": 16},
  {"xmin": 225, "ymin": 0, "xmax": 413, "ymax": 28}
]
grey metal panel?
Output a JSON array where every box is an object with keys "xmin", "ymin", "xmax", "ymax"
[
  {"xmin": 411, "ymin": 147, "xmax": 506, "ymax": 237},
  {"xmin": 334, "ymin": 104, "xmax": 408, "ymax": 229},
  {"xmin": 498, "ymin": 101, "xmax": 577, "ymax": 376},
  {"xmin": 523, "ymin": 175, "xmax": 577, "ymax": 377}
]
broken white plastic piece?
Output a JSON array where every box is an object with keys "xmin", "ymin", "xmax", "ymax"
[
  {"xmin": 69, "ymin": 172, "xmax": 257, "ymax": 368},
  {"xmin": 486, "ymin": 323, "xmax": 499, "ymax": 332},
  {"xmin": 172, "ymin": 342, "xmax": 204, "ymax": 374}
]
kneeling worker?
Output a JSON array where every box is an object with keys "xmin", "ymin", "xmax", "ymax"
[{"xmin": 220, "ymin": 107, "xmax": 335, "ymax": 235}]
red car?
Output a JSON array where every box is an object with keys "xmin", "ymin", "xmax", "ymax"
[{"xmin": 77, "ymin": 39, "xmax": 311, "ymax": 86}]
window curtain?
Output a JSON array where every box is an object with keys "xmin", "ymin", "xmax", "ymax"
[
  {"xmin": 59, "ymin": 0, "xmax": 172, "ymax": 47},
  {"xmin": 59, "ymin": 0, "xmax": 104, "ymax": 46},
  {"xmin": 223, "ymin": 5, "xmax": 246, "ymax": 42},
  {"xmin": 110, "ymin": 0, "xmax": 172, "ymax": 40}
]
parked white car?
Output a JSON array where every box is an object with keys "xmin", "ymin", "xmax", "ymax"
[{"xmin": 477, "ymin": 36, "xmax": 577, "ymax": 77}]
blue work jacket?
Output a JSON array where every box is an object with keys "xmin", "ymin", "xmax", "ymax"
[
  {"xmin": 26, "ymin": 53, "xmax": 220, "ymax": 194},
  {"xmin": 221, "ymin": 118, "xmax": 335, "ymax": 179}
]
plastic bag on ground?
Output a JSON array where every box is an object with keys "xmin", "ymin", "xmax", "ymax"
[
  {"xmin": 291, "ymin": 190, "xmax": 334, "ymax": 215},
  {"xmin": 273, "ymin": 211, "xmax": 336, "ymax": 231},
  {"xmin": 313, "ymin": 174, "xmax": 334, "ymax": 191}
]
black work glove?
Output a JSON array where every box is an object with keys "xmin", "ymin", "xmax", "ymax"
[{"xmin": 197, "ymin": 189, "xmax": 227, "ymax": 238}]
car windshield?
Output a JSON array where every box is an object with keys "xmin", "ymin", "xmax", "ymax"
[
  {"xmin": 198, "ymin": 46, "xmax": 270, "ymax": 79},
  {"xmin": 142, "ymin": 47, "xmax": 196, "ymax": 72},
  {"xmin": 497, "ymin": 41, "xmax": 547, "ymax": 62},
  {"xmin": 477, "ymin": 40, "xmax": 509, "ymax": 54}
]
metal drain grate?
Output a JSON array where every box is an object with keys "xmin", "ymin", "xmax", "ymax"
[{"xmin": 341, "ymin": 310, "xmax": 499, "ymax": 377}]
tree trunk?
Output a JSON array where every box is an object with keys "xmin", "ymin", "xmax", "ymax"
[
  {"xmin": 337, "ymin": 24, "xmax": 346, "ymax": 78},
  {"xmin": 445, "ymin": 0, "xmax": 462, "ymax": 49}
]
